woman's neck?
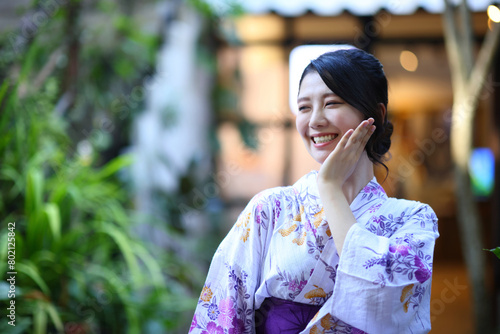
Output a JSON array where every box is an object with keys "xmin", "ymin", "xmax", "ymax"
[{"xmin": 342, "ymin": 153, "xmax": 374, "ymax": 204}]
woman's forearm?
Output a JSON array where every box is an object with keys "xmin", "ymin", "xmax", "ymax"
[{"xmin": 318, "ymin": 182, "xmax": 357, "ymax": 256}]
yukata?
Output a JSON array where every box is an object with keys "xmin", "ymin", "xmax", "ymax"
[{"xmin": 190, "ymin": 171, "xmax": 439, "ymax": 334}]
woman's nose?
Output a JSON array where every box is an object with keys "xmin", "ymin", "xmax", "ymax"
[{"xmin": 309, "ymin": 108, "xmax": 327, "ymax": 128}]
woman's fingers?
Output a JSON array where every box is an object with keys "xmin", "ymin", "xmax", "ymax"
[
  {"xmin": 338, "ymin": 129, "xmax": 354, "ymax": 149},
  {"xmin": 320, "ymin": 118, "xmax": 375, "ymax": 184},
  {"xmin": 325, "ymin": 118, "xmax": 375, "ymax": 165},
  {"xmin": 355, "ymin": 124, "xmax": 375, "ymax": 156},
  {"xmin": 346, "ymin": 118, "xmax": 374, "ymax": 148}
]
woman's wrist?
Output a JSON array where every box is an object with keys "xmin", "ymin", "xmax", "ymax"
[
  {"xmin": 317, "ymin": 177, "xmax": 343, "ymax": 194},
  {"xmin": 318, "ymin": 183, "xmax": 348, "ymax": 206}
]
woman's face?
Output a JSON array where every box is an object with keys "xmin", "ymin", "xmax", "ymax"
[{"xmin": 296, "ymin": 71, "xmax": 365, "ymax": 164}]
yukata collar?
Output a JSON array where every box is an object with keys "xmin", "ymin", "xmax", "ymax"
[
  {"xmin": 349, "ymin": 176, "xmax": 388, "ymax": 212},
  {"xmin": 300, "ymin": 171, "xmax": 387, "ymax": 209}
]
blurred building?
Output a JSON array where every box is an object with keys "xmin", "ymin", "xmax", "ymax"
[{"xmin": 212, "ymin": 1, "xmax": 499, "ymax": 333}]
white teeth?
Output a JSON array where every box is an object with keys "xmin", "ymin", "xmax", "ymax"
[{"xmin": 313, "ymin": 135, "xmax": 336, "ymax": 144}]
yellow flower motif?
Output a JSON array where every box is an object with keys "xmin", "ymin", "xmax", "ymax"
[
  {"xmin": 325, "ymin": 226, "xmax": 331, "ymax": 237},
  {"xmin": 236, "ymin": 212, "xmax": 251, "ymax": 227},
  {"xmin": 292, "ymin": 205, "xmax": 305, "ymax": 222},
  {"xmin": 304, "ymin": 285, "xmax": 327, "ymax": 299},
  {"xmin": 400, "ymin": 283, "xmax": 414, "ymax": 313},
  {"xmin": 240, "ymin": 228, "xmax": 250, "ymax": 242},
  {"xmin": 279, "ymin": 223, "xmax": 297, "ymax": 237},
  {"xmin": 400, "ymin": 284, "xmax": 414, "ymax": 302},
  {"xmin": 310, "ymin": 325, "xmax": 322, "ymax": 334},
  {"xmin": 200, "ymin": 286, "xmax": 213, "ymax": 302},
  {"xmin": 292, "ymin": 231, "xmax": 307, "ymax": 245},
  {"xmin": 320, "ymin": 313, "xmax": 334, "ymax": 330},
  {"xmin": 403, "ymin": 299, "xmax": 411, "ymax": 313},
  {"xmin": 312, "ymin": 208, "xmax": 324, "ymax": 228}
]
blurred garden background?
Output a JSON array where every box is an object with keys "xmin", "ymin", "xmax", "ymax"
[{"xmin": 0, "ymin": 0, "xmax": 499, "ymax": 333}]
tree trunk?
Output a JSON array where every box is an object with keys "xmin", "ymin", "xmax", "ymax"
[{"xmin": 443, "ymin": 1, "xmax": 500, "ymax": 332}]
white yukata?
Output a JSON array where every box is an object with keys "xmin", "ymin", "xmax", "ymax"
[{"xmin": 190, "ymin": 171, "xmax": 439, "ymax": 334}]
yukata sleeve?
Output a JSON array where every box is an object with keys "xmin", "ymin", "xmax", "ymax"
[
  {"xmin": 189, "ymin": 191, "xmax": 274, "ymax": 334},
  {"xmin": 303, "ymin": 202, "xmax": 439, "ymax": 334}
]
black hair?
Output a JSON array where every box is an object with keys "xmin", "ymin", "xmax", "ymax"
[{"xmin": 298, "ymin": 47, "xmax": 393, "ymax": 173}]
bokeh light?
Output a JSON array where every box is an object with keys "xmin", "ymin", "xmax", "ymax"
[
  {"xmin": 487, "ymin": 5, "xmax": 500, "ymax": 23},
  {"xmin": 400, "ymin": 50, "xmax": 418, "ymax": 72}
]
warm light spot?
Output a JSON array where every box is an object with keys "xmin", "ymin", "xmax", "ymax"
[
  {"xmin": 400, "ymin": 50, "xmax": 418, "ymax": 72},
  {"xmin": 487, "ymin": 5, "xmax": 500, "ymax": 23}
]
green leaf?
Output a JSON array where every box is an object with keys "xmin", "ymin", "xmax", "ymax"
[
  {"xmin": 99, "ymin": 224, "xmax": 142, "ymax": 286},
  {"xmin": 0, "ymin": 166, "xmax": 23, "ymax": 197},
  {"xmin": 25, "ymin": 169, "xmax": 44, "ymax": 250},
  {"xmin": 86, "ymin": 264, "xmax": 140, "ymax": 333},
  {"xmin": 48, "ymin": 183, "xmax": 68, "ymax": 206},
  {"xmin": 94, "ymin": 154, "xmax": 133, "ymax": 180},
  {"xmin": 0, "ymin": 80, "xmax": 9, "ymax": 106},
  {"xmin": 0, "ymin": 228, "xmax": 8, "ymax": 274},
  {"xmin": 18, "ymin": 42, "xmax": 40, "ymax": 83},
  {"xmin": 44, "ymin": 301, "xmax": 63, "ymax": 333},
  {"xmin": 484, "ymin": 247, "xmax": 500, "ymax": 260},
  {"xmin": 31, "ymin": 250, "xmax": 56, "ymax": 267},
  {"xmin": 43, "ymin": 203, "xmax": 61, "ymax": 243},
  {"xmin": 17, "ymin": 262, "xmax": 50, "ymax": 296},
  {"xmin": 33, "ymin": 301, "xmax": 48, "ymax": 334},
  {"xmin": 132, "ymin": 243, "xmax": 164, "ymax": 289},
  {"xmin": 25, "ymin": 169, "xmax": 43, "ymax": 219}
]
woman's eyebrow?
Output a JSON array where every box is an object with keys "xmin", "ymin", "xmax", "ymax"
[
  {"xmin": 298, "ymin": 92, "xmax": 338, "ymax": 102},
  {"xmin": 323, "ymin": 92, "xmax": 338, "ymax": 98}
]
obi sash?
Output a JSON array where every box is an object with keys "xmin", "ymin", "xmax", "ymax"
[{"xmin": 255, "ymin": 297, "xmax": 322, "ymax": 333}]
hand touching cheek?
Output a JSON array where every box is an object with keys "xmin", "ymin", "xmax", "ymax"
[{"xmin": 317, "ymin": 118, "xmax": 375, "ymax": 189}]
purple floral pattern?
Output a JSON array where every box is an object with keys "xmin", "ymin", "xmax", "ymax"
[
  {"xmin": 207, "ymin": 303, "xmax": 220, "ymax": 320},
  {"xmin": 363, "ymin": 233, "xmax": 433, "ymax": 284},
  {"xmin": 365, "ymin": 211, "xmax": 409, "ymax": 237},
  {"xmin": 202, "ymin": 322, "xmax": 224, "ymax": 334},
  {"xmin": 218, "ymin": 298, "xmax": 236, "ymax": 328},
  {"xmin": 190, "ymin": 315, "xmax": 197, "ymax": 333},
  {"xmin": 276, "ymin": 266, "xmax": 308, "ymax": 300},
  {"xmin": 190, "ymin": 171, "xmax": 439, "ymax": 333}
]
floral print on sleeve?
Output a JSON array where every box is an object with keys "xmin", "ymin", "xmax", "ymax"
[{"xmin": 190, "ymin": 189, "xmax": 274, "ymax": 334}]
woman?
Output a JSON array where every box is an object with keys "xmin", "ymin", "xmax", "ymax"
[{"xmin": 190, "ymin": 47, "xmax": 439, "ymax": 334}]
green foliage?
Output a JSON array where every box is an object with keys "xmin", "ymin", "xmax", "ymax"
[
  {"xmin": 0, "ymin": 74, "xmax": 180, "ymax": 333},
  {"xmin": 484, "ymin": 247, "xmax": 500, "ymax": 260},
  {"xmin": 0, "ymin": 1, "xmax": 196, "ymax": 333}
]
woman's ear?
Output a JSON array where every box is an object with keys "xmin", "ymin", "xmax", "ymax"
[{"xmin": 378, "ymin": 103, "xmax": 387, "ymax": 120}]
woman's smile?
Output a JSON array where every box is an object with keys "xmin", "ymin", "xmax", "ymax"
[{"xmin": 311, "ymin": 133, "xmax": 338, "ymax": 146}]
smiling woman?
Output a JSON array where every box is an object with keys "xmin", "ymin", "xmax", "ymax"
[
  {"xmin": 297, "ymin": 48, "xmax": 393, "ymax": 172},
  {"xmin": 189, "ymin": 46, "xmax": 439, "ymax": 334}
]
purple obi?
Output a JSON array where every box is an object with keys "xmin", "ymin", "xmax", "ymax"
[{"xmin": 255, "ymin": 297, "xmax": 322, "ymax": 333}]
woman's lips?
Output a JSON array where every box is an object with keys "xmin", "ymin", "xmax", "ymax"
[{"xmin": 311, "ymin": 134, "xmax": 338, "ymax": 147}]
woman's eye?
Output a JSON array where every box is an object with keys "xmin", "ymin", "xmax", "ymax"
[
  {"xmin": 298, "ymin": 106, "xmax": 309, "ymax": 112},
  {"xmin": 326, "ymin": 101, "xmax": 341, "ymax": 107}
]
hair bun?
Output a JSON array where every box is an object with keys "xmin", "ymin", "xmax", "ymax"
[{"xmin": 375, "ymin": 120, "xmax": 393, "ymax": 157}]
